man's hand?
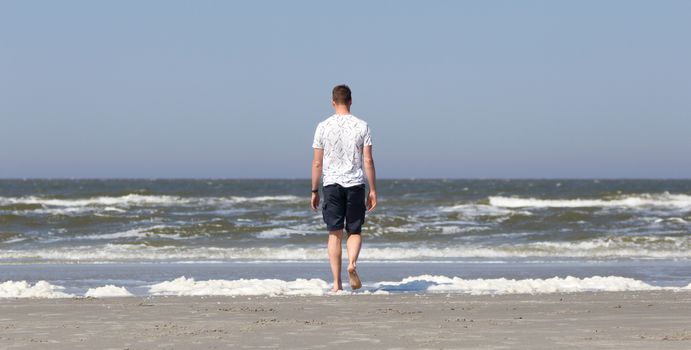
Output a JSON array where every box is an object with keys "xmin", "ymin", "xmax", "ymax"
[
  {"xmin": 311, "ymin": 192, "xmax": 320, "ymax": 212},
  {"xmin": 363, "ymin": 145, "xmax": 377, "ymax": 212},
  {"xmin": 366, "ymin": 191, "xmax": 377, "ymax": 212}
]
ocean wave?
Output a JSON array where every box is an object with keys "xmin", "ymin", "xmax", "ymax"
[
  {"xmin": 69, "ymin": 226, "xmax": 190, "ymax": 241},
  {"xmin": 0, "ymin": 280, "xmax": 74, "ymax": 298},
  {"xmin": 1, "ymin": 236, "xmax": 689, "ymax": 263},
  {"xmin": 374, "ymin": 275, "xmax": 691, "ymax": 295},
  {"xmin": 3, "ymin": 275, "xmax": 689, "ymax": 298},
  {"xmin": 230, "ymin": 196, "xmax": 302, "ymax": 203},
  {"xmin": 651, "ymin": 217, "xmax": 688, "ymax": 224},
  {"xmin": 439, "ymin": 226, "xmax": 491, "ymax": 235},
  {"xmin": 84, "ymin": 285, "xmax": 134, "ymax": 298},
  {"xmin": 0, "ymin": 245, "xmax": 325, "ymax": 262},
  {"xmin": 0, "ymin": 194, "xmax": 303, "ymax": 208},
  {"xmin": 255, "ymin": 227, "xmax": 308, "ymax": 239},
  {"xmin": 255, "ymin": 224, "xmax": 323, "ymax": 238},
  {"xmin": 489, "ymin": 193, "xmax": 691, "ymax": 209},
  {"xmin": 149, "ymin": 276, "xmax": 329, "ymax": 296},
  {"xmin": 0, "ymin": 194, "xmax": 181, "ymax": 207},
  {"xmin": 438, "ymin": 204, "xmax": 532, "ymax": 217}
]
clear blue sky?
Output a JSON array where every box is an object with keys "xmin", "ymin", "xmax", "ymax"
[{"xmin": 1, "ymin": 1, "xmax": 689, "ymax": 179}]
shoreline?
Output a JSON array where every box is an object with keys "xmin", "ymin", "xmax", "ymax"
[
  {"xmin": 1, "ymin": 291, "xmax": 689, "ymax": 349},
  {"xmin": 3, "ymin": 260, "xmax": 690, "ymax": 298}
]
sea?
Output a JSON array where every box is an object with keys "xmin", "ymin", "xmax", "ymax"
[{"xmin": 1, "ymin": 179, "xmax": 689, "ymax": 298}]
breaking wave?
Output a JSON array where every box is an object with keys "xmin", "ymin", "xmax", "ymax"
[
  {"xmin": 0, "ymin": 280, "xmax": 73, "ymax": 298},
  {"xmin": 0, "ymin": 194, "xmax": 303, "ymax": 208},
  {"xmin": 3, "ymin": 275, "xmax": 690, "ymax": 298},
  {"xmin": 149, "ymin": 276, "xmax": 330, "ymax": 296},
  {"xmin": 1, "ymin": 235, "xmax": 689, "ymax": 263},
  {"xmin": 374, "ymin": 275, "xmax": 691, "ymax": 295},
  {"xmin": 489, "ymin": 193, "xmax": 691, "ymax": 209},
  {"xmin": 84, "ymin": 285, "xmax": 134, "ymax": 298}
]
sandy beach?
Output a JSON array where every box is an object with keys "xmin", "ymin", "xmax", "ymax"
[{"xmin": 1, "ymin": 291, "xmax": 689, "ymax": 349}]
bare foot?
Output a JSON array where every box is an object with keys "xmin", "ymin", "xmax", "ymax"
[{"xmin": 347, "ymin": 264, "xmax": 362, "ymax": 290}]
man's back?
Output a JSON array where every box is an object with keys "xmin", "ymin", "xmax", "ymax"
[
  {"xmin": 310, "ymin": 84, "xmax": 377, "ymax": 293},
  {"xmin": 312, "ymin": 114, "xmax": 372, "ymax": 187}
]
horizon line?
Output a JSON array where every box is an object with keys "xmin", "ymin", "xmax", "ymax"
[{"xmin": 1, "ymin": 177, "xmax": 690, "ymax": 181}]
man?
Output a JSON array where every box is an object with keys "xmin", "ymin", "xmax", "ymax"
[{"xmin": 311, "ymin": 84, "xmax": 377, "ymax": 293}]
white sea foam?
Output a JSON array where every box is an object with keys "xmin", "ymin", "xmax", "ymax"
[
  {"xmin": 0, "ymin": 194, "xmax": 303, "ymax": 208},
  {"xmin": 103, "ymin": 206, "xmax": 127, "ymax": 213},
  {"xmin": 439, "ymin": 226, "xmax": 491, "ymax": 235},
  {"xmin": 0, "ymin": 194, "xmax": 181, "ymax": 207},
  {"xmin": 489, "ymin": 193, "xmax": 691, "ymax": 209},
  {"xmin": 0, "ymin": 244, "xmax": 321, "ymax": 262},
  {"xmin": 256, "ymin": 228, "xmax": 306, "ymax": 239},
  {"xmin": 2, "ymin": 276, "xmax": 688, "ymax": 298},
  {"xmin": 2, "ymin": 235, "xmax": 689, "ymax": 263},
  {"xmin": 3, "ymin": 236, "xmax": 28, "ymax": 244},
  {"xmin": 229, "ymin": 195, "xmax": 301, "ymax": 203},
  {"xmin": 359, "ymin": 289, "xmax": 391, "ymax": 295},
  {"xmin": 374, "ymin": 275, "xmax": 687, "ymax": 295},
  {"xmin": 27, "ymin": 207, "xmax": 96, "ymax": 215},
  {"xmin": 439, "ymin": 204, "xmax": 532, "ymax": 217},
  {"xmin": 652, "ymin": 217, "xmax": 688, "ymax": 224},
  {"xmin": 149, "ymin": 276, "xmax": 329, "ymax": 296},
  {"xmin": 72, "ymin": 228, "xmax": 152, "ymax": 241},
  {"xmin": 84, "ymin": 285, "xmax": 134, "ymax": 297},
  {"xmin": 70, "ymin": 225, "xmax": 187, "ymax": 241},
  {"xmin": 255, "ymin": 225, "xmax": 321, "ymax": 238},
  {"xmin": 0, "ymin": 280, "xmax": 74, "ymax": 298}
]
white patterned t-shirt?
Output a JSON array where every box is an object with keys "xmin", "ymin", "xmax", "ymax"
[{"xmin": 312, "ymin": 114, "xmax": 373, "ymax": 187}]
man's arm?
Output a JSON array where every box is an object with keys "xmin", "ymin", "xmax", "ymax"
[
  {"xmin": 363, "ymin": 145, "xmax": 377, "ymax": 211},
  {"xmin": 311, "ymin": 148, "xmax": 324, "ymax": 212}
]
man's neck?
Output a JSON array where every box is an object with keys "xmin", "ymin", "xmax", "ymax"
[{"xmin": 334, "ymin": 106, "xmax": 350, "ymax": 116}]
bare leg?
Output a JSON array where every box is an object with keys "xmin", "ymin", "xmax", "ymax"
[
  {"xmin": 328, "ymin": 229, "xmax": 343, "ymax": 292},
  {"xmin": 346, "ymin": 234, "xmax": 362, "ymax": 271},
  {"xmin": 346, "ymin": 233, "xmax": 362, "ymax": 289}
]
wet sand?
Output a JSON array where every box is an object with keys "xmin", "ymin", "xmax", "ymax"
[{"xmin": 1, "ymin": 291, "xmax": 690, "ymax": 349}]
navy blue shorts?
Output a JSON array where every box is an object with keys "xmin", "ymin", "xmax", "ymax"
[{"xmin": 322, "ymin": 184, "xmax": 366, "ymax": 234}]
